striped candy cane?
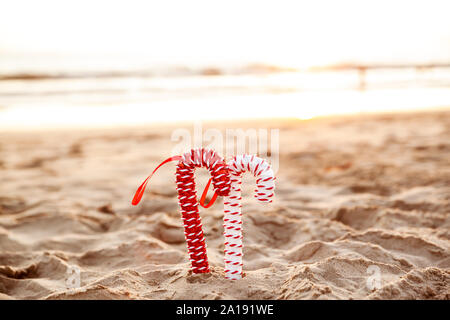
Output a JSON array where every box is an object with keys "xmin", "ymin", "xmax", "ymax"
[
  {"xmin": 132, "ymin": 148, "xmax": 231, "ymax": 273},
  {"xmin": 223, "ymin": 155, "xmax": 275, "ymax": 280},
  {"xmin": 176, "ymin": 149, "xmax": 231, "ymax": 273}
]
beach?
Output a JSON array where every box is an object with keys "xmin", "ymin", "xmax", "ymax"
[{"xmin": 0, "ymin": 110, "xmax": 449, "ymax": 299}]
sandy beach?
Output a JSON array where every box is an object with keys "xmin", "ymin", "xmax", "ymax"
[{"xmin": 0, "ymin": 110, "xmax": 449, "ymax": 300}]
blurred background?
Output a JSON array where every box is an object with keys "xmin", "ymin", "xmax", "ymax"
[{"xmin": 1, "ymin": 0, "xmax": 450, "ymax": 129}]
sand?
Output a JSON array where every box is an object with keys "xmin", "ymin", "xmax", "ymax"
[{"xmin": 0, "ymin": 110, "xmax": 449, "ymax": 300}]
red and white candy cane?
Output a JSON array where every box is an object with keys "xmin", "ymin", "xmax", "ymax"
[
  {"xmin": 132, "ymin": 148, "xmax": 231, "ymax": 273},
  {"xmin": 223, "ymin": 155, "xmax": 275, "ymax": 280}
]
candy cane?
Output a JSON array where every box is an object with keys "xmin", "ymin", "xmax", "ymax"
[
  {"xmin": 223, "ymin": 155, "xmax": 275, "ymax": 280},
  {"xmin": 132, "ymin": 148, "xmax": 231, "ymax": 273}
]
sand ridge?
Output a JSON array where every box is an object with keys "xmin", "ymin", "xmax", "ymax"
[{"xmin": 0, "ymin": 111, "xmax": 449, "ymax": 299}]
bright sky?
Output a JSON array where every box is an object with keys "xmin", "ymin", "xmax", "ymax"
[{"xmin": 1, "ymin": 0, "xmax": 450, "ymax": 67}]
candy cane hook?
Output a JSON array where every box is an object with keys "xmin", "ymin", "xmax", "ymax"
[
  {"xmin": 223, "ymin": 155, "xmax": 275, "ymax": 280},
  {"xmin": 132, "ymin": 148, "xmax": 231, "ymax": 273}
]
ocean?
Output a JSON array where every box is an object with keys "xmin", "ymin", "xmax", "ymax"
[{"xmin": 1, "ymin": 54, "xmax": 450, "ymax": 129}]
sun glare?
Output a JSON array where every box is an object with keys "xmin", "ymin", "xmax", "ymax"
[
  {"xmin": 1, "ymin": 0, "xmax": 449, "ymax": 67},
  {"xmin": 0, "ymin": 0, "xmax": 449, "ymax": 129}
]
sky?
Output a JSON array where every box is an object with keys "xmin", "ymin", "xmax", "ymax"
[{"xmin": 1, "ymin": 0, "xmax": 450, "ymax": 67}]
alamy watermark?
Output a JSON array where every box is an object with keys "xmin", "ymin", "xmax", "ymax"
[
  {"xmin": 335, "ymin": 265, "xmax": 382, "ymax": 291},
  {"xmin": 366, "ymin": 265, "xmax": 382, "ymax": 291},
  {"xmin": 65, "ymin": 265, "xmax": 81, "ymax": 289},
  {"xmin": 170, "ymin": 121, "xmax": 280, "ymax": 173}
]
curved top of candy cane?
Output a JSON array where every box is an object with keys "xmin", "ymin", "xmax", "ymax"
[
  {"xmin": 179, "ymin": 148, "xmax": 231, "ymax": 196},
  {"xmin": 228, "ymin": 154, "xmax": 275, "ymax": 202}
]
